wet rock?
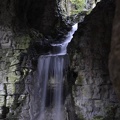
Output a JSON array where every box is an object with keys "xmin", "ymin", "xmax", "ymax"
[{"xmin": 68, "ymin": 0, "xmax": 120, "ymax": 120}]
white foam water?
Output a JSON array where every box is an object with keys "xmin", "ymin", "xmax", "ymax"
[
  {"xmin": 29, "ymin": 24, "xmax": 78, "ymax": 120},
  {"xmin": 51, "ymin": 23, "xmax": 78, "ymax": 55}
]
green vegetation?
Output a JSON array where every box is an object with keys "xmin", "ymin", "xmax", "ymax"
[
  {"xmin": 92, "ymin": 116, "xmax": 104, "ymax": 120},
  {"xmin": 75, "ymin": 75, "xmax": 83, "ymax": 85},
  {"xmin": 70, "ymin": 0, "xmax": 86, "ymax": 14},
  {"xmin": 14, "ymin": 35, "xmax": 31, "ymax": 49},
  {"xmin": 78, "ymin": 113, "xmax": 85, "ymax": 120}
]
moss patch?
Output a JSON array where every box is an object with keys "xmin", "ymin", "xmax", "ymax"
[
  {"xmin": 78, "ymin": 113, "xmax": 85, "ymax": 120},
  {"xmin": 92, "ymin": 116, "xmax": 104, "ymax": 120},
  {"xmin": 75, "ymin": 75, "xmax": 83, "ymax": 85},
  {"xmin": 14, "ymin": 35, "xmax": 31, "ymax": 49},
  {"xmin": 70, "ymin": 0, "xmax": 86, "ymax": 15}
]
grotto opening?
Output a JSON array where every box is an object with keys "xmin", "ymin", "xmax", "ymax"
[{"xmin": 0, "ymin": 0, "xmax": 120, "ymax": 120}]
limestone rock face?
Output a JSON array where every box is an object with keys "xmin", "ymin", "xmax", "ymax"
[
  {"xmin": 1, "ymin": 0, "xmax": 120, "ymax": 120},
  {"xmin": 0, "ymin": 0, "xmax": 72, "ymax": 119},
  {"xmin": 109, "ymin": 0, "xmax": 120, "ymax": 100},
  {"xmin": 0, "ymin": 24, "xmax": 31, "ymax": 119},
  {"xmin": 68, "ymin": 0, "xmax": 120, "ymax": 119}
]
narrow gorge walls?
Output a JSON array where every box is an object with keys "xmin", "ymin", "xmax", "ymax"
[
  {"xmin": 0, "ymin": 0, "xmax": 120, "ymax": 120},
  {"xmin": 68, "ymin": 0, "xmax": 120, "ymax": 119},
  {"xmin": 109, "ymin": 0, "xmax": 120, "ymax": 100}
]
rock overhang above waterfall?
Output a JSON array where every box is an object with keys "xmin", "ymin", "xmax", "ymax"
[
  {"xmin": 13, "ymin": 0, "xmax": 99, "ymax": 37},
  {"xmin": 58, "ymin": 0, "xmax": 101, "ymax": 24}
]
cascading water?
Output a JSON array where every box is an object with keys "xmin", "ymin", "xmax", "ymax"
[
  {"xmin": 29, "ymin": 23, "xmax": 78, "ymax": 120},
  {"xmin": 51, "ymin": 24, "xmax": 78, "ymax": 55}
]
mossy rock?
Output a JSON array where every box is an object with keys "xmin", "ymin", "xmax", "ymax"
[
  {"xmin": 92, "ymin": 116, "xmax": 104, "ymax": 120},
  {"xmin": 14, "ymin": 35, "xmax": 31, "ymax": 49},
  {"xmin": 75, "ymin": 75, "xmax": 83, "ymax": 85},
  {"xmin": 70, "ymin": 0, "xmax": 86, "ymax": 15},
  {"xmin": 75, "ymin": 112, "xmax": 85, "ymax": 120}
]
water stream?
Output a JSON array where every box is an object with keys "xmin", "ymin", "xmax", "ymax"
[{"xmin": 29, "ymin": 24, "xmax": 78, "ymax": 120}]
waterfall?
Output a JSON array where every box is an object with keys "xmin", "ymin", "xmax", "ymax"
[
  {"xmin": 51, "ymin": 24, "xmax": 78, "ymax": 55},
  {"xmin": 29, "ymin": 24, "xmax": 78, "ymax": 120}
]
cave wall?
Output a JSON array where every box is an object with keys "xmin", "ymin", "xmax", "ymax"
[
  {"xmin": 0, "ymin": 0, "xmax": 120, "ymax": 120},
  {"xmin": 109, "ymin": 0, "xmax": 120, "ymax": 100},
  {"xmin": 0, "ymin": 1, "xmax": 35, "ymax": 119},
  {"xmin": 0, "ymin": 26, "xmax": 31, "ymax": 119},
  {"xmin": 68, "ymin": 0, "xmax": 120, "ymax": 119},
  {"xmin": 0, "ymin": 0, "xmax": 65, "ymax": 119}
]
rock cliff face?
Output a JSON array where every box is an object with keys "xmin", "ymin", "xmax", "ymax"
[
  {"xmin": 109, "ymin": 0, "xmax": 120, "ymax": 100},
  {"xmin": 0, "ymin": 0, "xmax": 74, "ymax": 119},
  {"xmin": 0, "ymin": 0, "xmax": 120, "ymax": 120},
  {"xmin": 0, "ymin": 0, "xmax": 67, "ymax": 119},
  {"xmin": 68, "ymin": 0, "xmax": 120, "ymax": 119}
]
